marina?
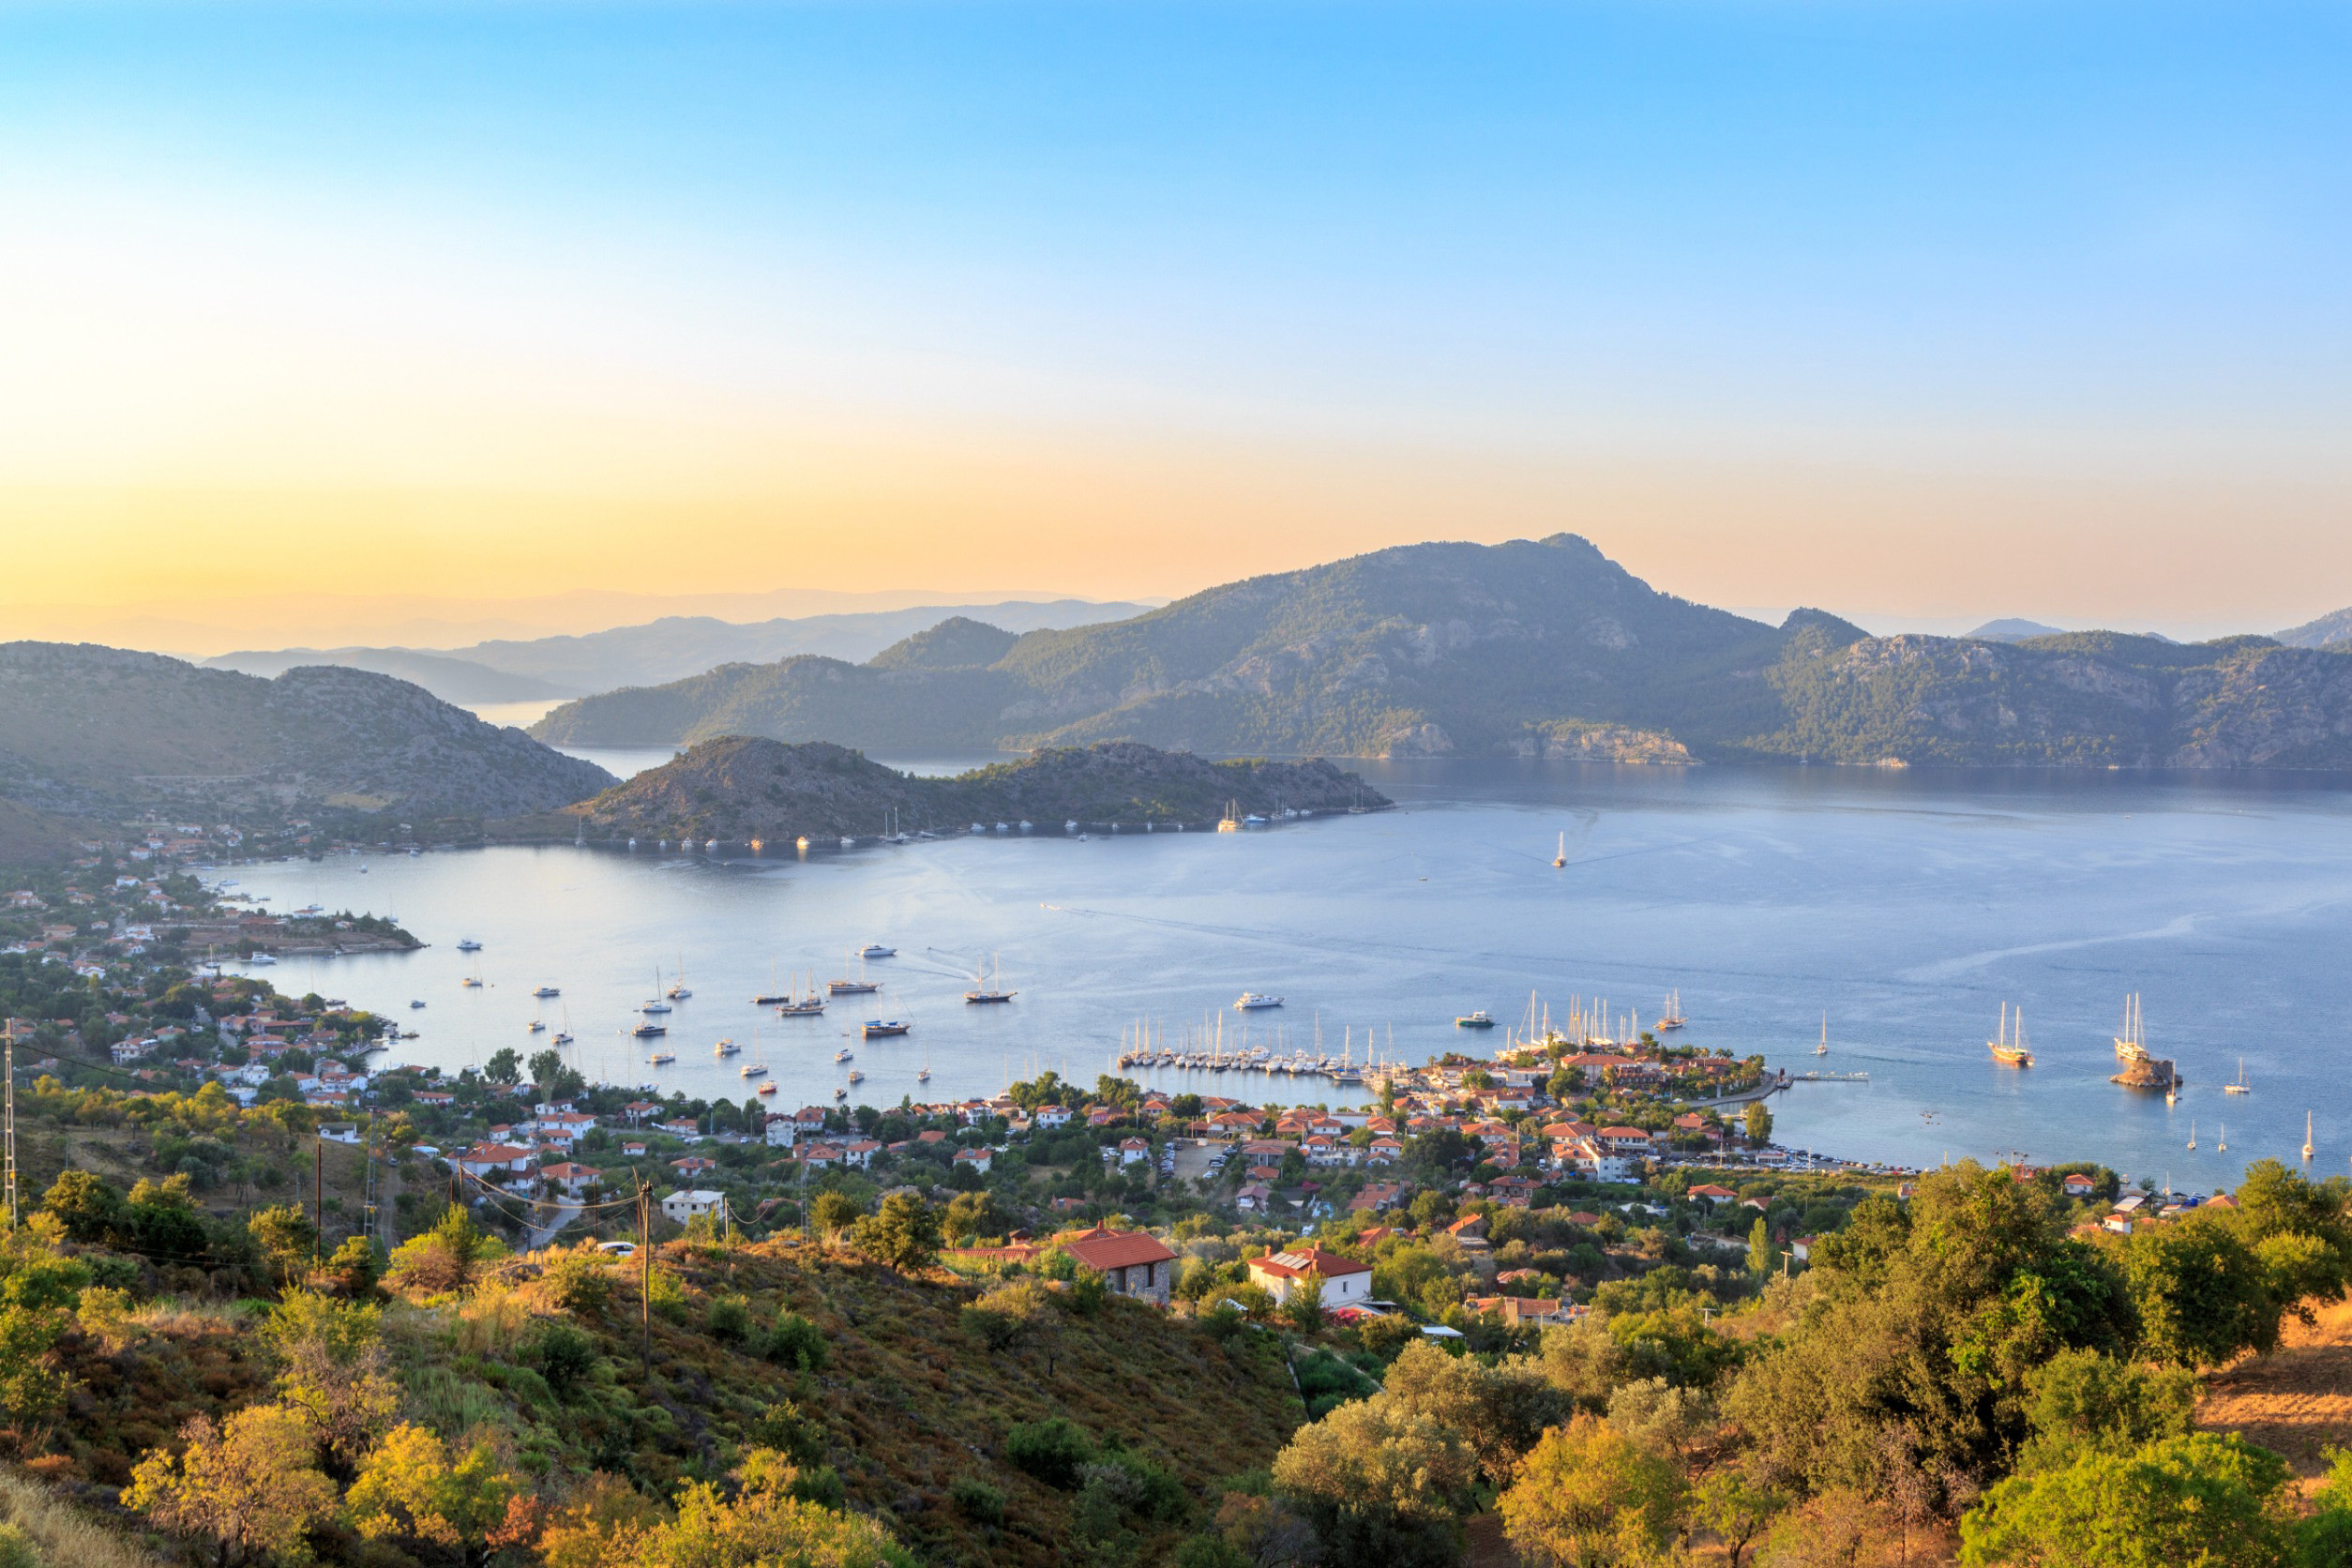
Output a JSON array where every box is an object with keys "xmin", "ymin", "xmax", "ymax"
[{"xmin": 200, "ymin": 757, "xmax": 2352, "ymax": 1181}]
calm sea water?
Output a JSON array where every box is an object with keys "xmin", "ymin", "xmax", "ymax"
[{"xmin": 208, "ymin": 759, "xmax": 2352, "ymax": 1191}]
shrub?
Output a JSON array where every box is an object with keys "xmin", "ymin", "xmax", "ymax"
[
  {"xmin": 707, "ymin": 1293, "xmax": 751, "ymax": 1345},
  {"xmin": 1006, "ymin": 1417, "xmax": 1094, "ymax": 1489},
  {"xmin": 533, "ymin": 1322, "xmax": 598, "ymax": 1399},
  {"xmin": 950, "ymin": 1475, "xmax": 1006, "ymax": 1526},
  {"xmin": 752, "ymin": 1401, "xmax": 826, "ymax": 1466},
  {"xmin": 764, "ymin": 1310, "xmax": 829, "ymax": 1372},
  {"xmin": 645, "ymin": 1267, "xmax": 687, "ymax": 1324},
  {"xmin": 543, "ymin": 1246, "xmax": 615, "ymax": 1318}
]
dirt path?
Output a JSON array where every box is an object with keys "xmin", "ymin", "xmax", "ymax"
[{"xmin": 2198, "ymin": 1295, "xmax": 2352, "ymax": 1479}]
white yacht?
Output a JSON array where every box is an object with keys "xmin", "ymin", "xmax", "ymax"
[
  {"xmin": 1234, "ymin": 992, "xmax": 1285, "ymax": 1011},
  {"xmin": 858, "ymin": 942, "xmax": 897, "ymax": 959}
]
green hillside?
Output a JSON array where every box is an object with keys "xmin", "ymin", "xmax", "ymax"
[
  {"xmin": 531, "ymin": 536, "xmax": 2352, "ymax": 767},
  {"xmin": 564, "ymin": 737, "xmax": 1385, "ymax": 841}
]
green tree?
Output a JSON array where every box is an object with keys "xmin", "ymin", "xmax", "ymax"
[
  {"xmin": 1746, "ymin": 1217, "xmax": 1774, "ymax": 1277},
  {"xmin": 263, "ymin": 1290, "xmax": 400, "ymax": 1470},
  {"xmin": 2123, "ymin": 1216, "xmax": 2279, "ymax": 1368},
  {"xmin": 527, "ymin": 1048, "xmax": 563, "ymax": 1089},
  {"xmin": 1281, "ymin": 1273, "xmax": 1326, "ymax": 1334},
  {"xmin": 346, "ymin": 1422, "xmax": 522, "ymax": 1566},
  {"xmin": 808, "ymin": 1190, "xmax": 862, "ymax": 1240},
  {"xmin": 1498, "ymin": 1412, "xmax": 1685, "ymax": 1568},
  {"xmin": 1691, "ymin": 1470, "xmax": 1784, "ymax": 1568},
  {"xmin": 854, "ymin": 1192, "xmax": 942, "ymax": 1273},
  {"xmin": 1270, "ymin": 1392, "xmax": 1477, "ymax": 1568},
  {"xmin": 2015, "ymin": 1348, "xmax": 2195, "ymax": 1473},
  {"xmin": 123, "ymin": 1404, "xmax": 339, "ymax": 1568},
  {"xmin": 482, "ymin": 1048, "xmax": 521, "ymax": 1086},
  {"xmin": 40, "ymin": 1169, "xmax": 124, "ymax": 1246},
  {"xmin": 1742, "ymin": 1101, "xmax": 1773, "ymax": 1147},
  {"xmin": 964, "ymin": 1280, "xmax": 1053, "ymax": 1352},
  {"xmin": 1959, "ymin": 1432, "xmax": 2299, "ymax": 1568}
]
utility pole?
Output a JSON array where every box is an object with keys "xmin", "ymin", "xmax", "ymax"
[
  {"xmin": 313, "ymin": 1136, "xmax": 324, "ymax": 1263},
  {"xmin": 2, "ymin": 1017, "xmax": 19, "ymax": 1229},
  {"xmin": 637, "ymin": 1175, "xmax": 652, "ymax": 1375}
]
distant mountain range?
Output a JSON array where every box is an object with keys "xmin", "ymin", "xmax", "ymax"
[
  {"xmin": 205, "ymin": 598, "xmax": 1155, "ymax": 709},
  {"xmin": 0, "ymin": 643, "xmax": 613, "ymax": 821},
  {"xmin": 568, "ymin": 738, "xmax": 1384, "ymax": 842},
  {"xmin": 2277, "ymin": 606, "xmax": 2352, "ymax": 652},
  {"xmin": 530, "ymin": 536, "xmax": 2352, "ymax": 768},
  {"xmin": 1964, "ymin": 618, "xmax": 2068, "ymax": 642}
]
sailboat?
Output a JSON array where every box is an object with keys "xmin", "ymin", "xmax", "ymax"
[
  {"xmin": 667, "ymin": 958, "xmax": 691, "ymax": 1001},
  {"xmin": 2188, "ymin": 1121, "xmax": 2197, "ymax": 1151},
  {"xmin": 1988, "ymin": 1002, "xmax": 2032, "ymax": 1067},
  {"xmin": 2225, "ymin": 1058, "xmax": 2250, "ymax": 1095},
  {"xmin": 552, "ymin": 1005, "xmax": 573, "ymax": 1047},
  {"xmin": 1816, "ymin": 1012, "xmax": 1830, "ymax": 1057},
  {"xmin": 917, "ymin": 1038, "xmax": 931, "ymax": 1083},
  {"xmin": 828, "ymin": 955, "xmax": 880, "ymax": 995},
  {"xmin": 1654, "ymin": 989, "xmax": 1685, "ymax": 1031},
  {"xmin": 460, "ymin": 956, "xmax": 484, "ymax": 989},
  {"xmin": 1553, "ymin": 832, "xmax": 1567, "ymax": 869},
  {"xmin": 2217, "ymin": 1122, "xmax": 2226, "ymax": 1153},
  {"xmin": 641, "ymin": 966, "xmax": 672, "ymax": 1014},
  {"xmin": 2303, "ymin": 1112, "xmax": 2314, "ymax": 1162},
  {"xmin": 964, "ymin": 954, "xmax": 1016, "ymax": 1004},
  {"xmin": 2114, "ymin": 993, "xmax": 2149, "ymax": 1064},
  {"xmin": 753, "ymin": 961, "xmax": 790, "ymax": 1006}
]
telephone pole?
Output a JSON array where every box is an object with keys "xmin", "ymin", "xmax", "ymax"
[
  {"xmin": 313, "ymin": 1136, "xmax": 324, "ymax": 1262},
  {"xmin": 638, "ymin": 1175, "xmax": 653, "ymax": 1375},
  {"xmin": 2, "ymin": 1017, "xmax": 20, "ymax": 1229}
]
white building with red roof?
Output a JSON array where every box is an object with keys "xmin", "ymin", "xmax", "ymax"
[{"xmin": 1247, "ymin": 1246, "xmax": 1374, "ymax": 1308}]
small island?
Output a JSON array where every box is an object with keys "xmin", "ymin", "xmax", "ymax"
[{"xmin": 557, "ymin": 737, "xmax": 1390, "ymax": 843}]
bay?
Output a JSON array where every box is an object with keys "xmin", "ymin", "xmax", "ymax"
[{"xmin": 208, "ymin": 760, "xmax": 2352, "ymax": 1190}]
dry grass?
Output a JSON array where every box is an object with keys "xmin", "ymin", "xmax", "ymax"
[
  {"xmin": 2198, "ymin": 1295, "xmax": 2352, "ymax": 1481},
  {"xmin": 0, "ymin": 1470, "xmax": 167, "ymax": 1568}
]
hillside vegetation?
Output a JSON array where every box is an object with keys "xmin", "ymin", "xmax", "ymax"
[
  {"xmin": 533, "ymin": 535, "xmax": 2352, "ymax": 765},
  {"xmin": 564, "ymin": 737, "xmax": 1385, "ymax": 841},
  {"xmin": 0, "ymin": 643, "xmax": 613, "ymax": 820}
]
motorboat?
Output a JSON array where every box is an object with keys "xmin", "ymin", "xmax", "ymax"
[
  {"xmin": 632, "ymin": 1021, "xmax": 668, "ymax": 1039},
  {"xmin": 756, "ymin": 1081, "xmax": 778, "ymax": 1096},
  {"xmin": 862, "ymin": 1019, "xmax": 911, "ymax": 1038},
  {"xmin": 835, "ymin": 1048, "xmax": 853, "ymax": 1063},
  {"xmin": 409, "ymin": 1000, "xmax": 426, "ymax": 1010},
  {"xmin": 828, "ymin": 977, "xmax": 879, "ymax": 995},
  {"xmin": 648, "ymin": 1051, "xmax": 675, "ymax": 1065},
  {"xmin": 641, "ymin": 1000, "xmax": 671, "ymax": 1015},
  {"xmin": 526, "ymin": 1019, "xmax": 546, "ymax": 1033},
  {"xmin": 714, "ymin": 1038, "xmax": 740, "ymax": 1056},
  {"xmin": 846, "ymin": 1068, "xmax": 864, "ymax": 1083},
  {"xmin": 740, "ymin": 1063, "xmax": 768, "ymax": 1078},
  {"xmin": 1234, "ymin": 992, "xmax": 1284, "ymax": 1011},
  {"xmin": 1064, "ymin": 819, "xmax": 1079, "ymax": 833},
  {"xmin": 533, "ymin": 985, "xmax": 561, "ymax": 999},
  {"xmin": 1455, "ymin": 1011, "xmax": 1495, "ymax": 1029},
  {"xmin": 859, "ymin": 943, "xmax": 896, "ymax": 958},
  {"xmin": 833, "ymin": 1085, "xmax": 847, "ymax": 1098},
  {"xmin": 457, "ymin": 939, "xmax": 482, "ymax": 952}
]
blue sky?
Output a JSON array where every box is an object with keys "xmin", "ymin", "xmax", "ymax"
[{"xmin": 2, "ymin": 2, "xmax": 2347, "ymax": 639}]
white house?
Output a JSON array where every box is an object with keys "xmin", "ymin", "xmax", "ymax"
[
  {"xmin": 661, "ymin": 1189, "xmax": 726, "ymax": 1224},
  {"xmin": 1033, "ymin": 1105, "xmax": 1072, "ymax": 1129},
  {"xmin": 456, "ymin": 1142, "xmax": 535, "ymax": 1178},
  {"xmin": 1246, "ymin": 1246, "xmax": 1374, "ymax": 1308},
  {"xmin": 764, "ymin": 1114, "xmax": 798, "ymax": 1148}
]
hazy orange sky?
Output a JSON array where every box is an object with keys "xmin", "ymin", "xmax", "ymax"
[{"xmin": 4, "ymin": 4, "xmax": 2347, "ymax": 651}]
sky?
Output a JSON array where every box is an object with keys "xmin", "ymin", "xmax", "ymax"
[{"xmin": 2, "ymin": 1, "xmax": 2347, "ymax": 650}]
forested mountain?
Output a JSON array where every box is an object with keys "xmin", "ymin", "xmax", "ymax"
[
  {"xmin": 0, "ymin": 642, "xmax": 614, "ymax": 819},
  {"xmin": 2278, "ymin": 605, "xmax": 2352, "ymax": 652},
  {"xmin": 567, "ymin": 737, "xmax": 1382, "ymax": 841},
  {"xmin": 532, "ymin": 536, "xmax": 2352, "ymax": 767}
]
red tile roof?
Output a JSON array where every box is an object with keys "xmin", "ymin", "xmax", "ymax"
[
  {"xmin": 1250, "ymin": 1245, "xmax": 1371, "ymax": 1281},
  {"xmin": 1057, "ymin": 1228, "xmax": 1177, "ymax": 1272}
]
